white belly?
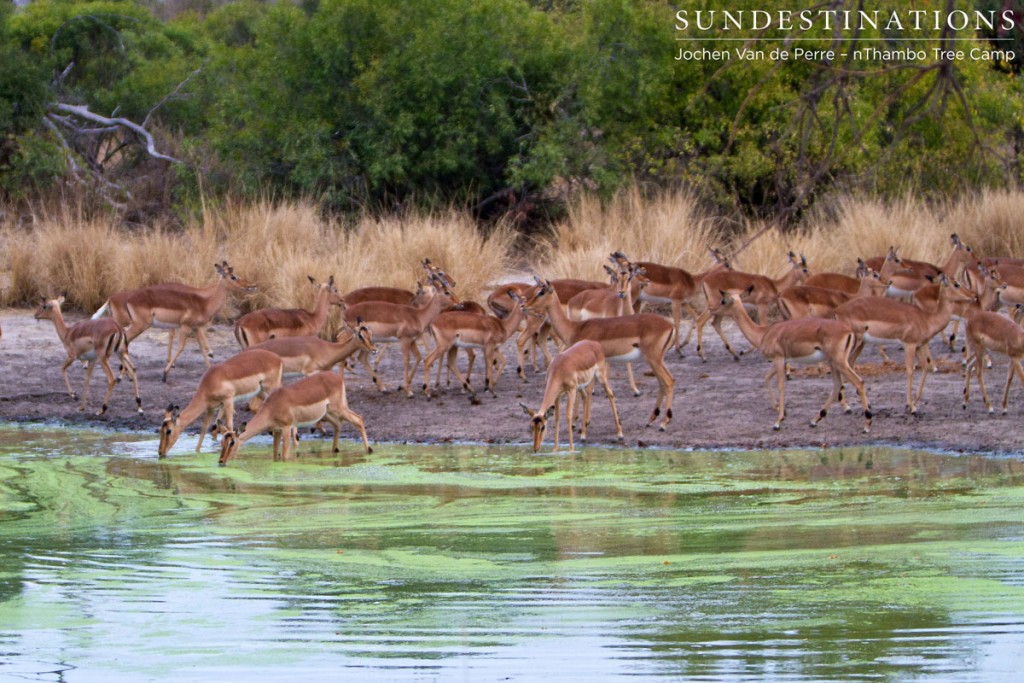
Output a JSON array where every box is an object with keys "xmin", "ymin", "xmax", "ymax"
[
  {"xmin": 607, "ymin": 347, "xmax": 643, "ymax": 363},
  {"xmin": 790, "ymin": 350, "xmax": 827, "ymax": 364},
  {"xmin": 886, "ymin": 286, "xmax": 915, "ymax": 298},
  {"xmin": 151, "ymin": 319, "xmax": 181, "ymax": 330},
  {"xmin": 640, "ymin": 292, "xmax": 672, "ymax": 305},
  {"xmin": 864, "ymin": 332, "xmax": 899, "ymax": 346},
  {"xmin": 454, "ymin": 339, "xmax": 484, "ymax": 349}
]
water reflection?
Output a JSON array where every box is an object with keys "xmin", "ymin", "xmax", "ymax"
[{"xmin": 0, "ymin": 426, "xmax": 1022, "ymax": 681}]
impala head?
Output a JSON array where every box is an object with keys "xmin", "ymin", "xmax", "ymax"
[
  {"xmin": 353, "ymin": 316, "xmax": 376, "ymax": 354},
  {"xmin": 524, "ymin": 277, "xmax": 554, "ymax": 310},
  {"xmin": 716, "ymin": 285, "xmax": 755, "ymax": 313},
  {"xmin": 33, "ymin": 295, "xmax": 66, "ymax": 321},
  {"xmin": 787, "ymin": 251, "xmax": 810, "ymax": 275},
  {"xmin": 216, "ymin": 261, "xmax": 257, "ymax": 292},
  {"xmin": 218, "ymin": 431, "xmax": 239, "ymax": 465},
  {"xmin": 609, "ymin": 251, "xmax": 631, "ymax": 268},
  {"xmin": 855, "ymin": 258, "xmax": 869, "ymax": 278},
  {"xmin": 422, "ymin": 258, "xmax": 457, "ymax": 289},
  {"xmin": 603, "ymin": 264, "xmax": 633, "ymax": 299},
  {"xmin": 427, "ymin": 272, "xmax": 460, "ymax": 305},
  {"xmin": 885, "ymin": 246, "xmax": 903, "ymax": 266},
  {"xmin": 157, "ymin": 403, "xmax": 182, "ymax": 456},
  {"xmin": 937, "ymin": 274, "xmax": 978, "ymax": 304},
  {"xmin": 520, "ymin": 401, "xmax": 554, "ymax": 452}
]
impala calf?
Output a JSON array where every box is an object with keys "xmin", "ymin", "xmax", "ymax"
[
  {"xmin": 218, "ymin": 371, "xmax": 371, "ymax": 464},
  {"xmin": 234, "ymin": 275, "xmax": 344, "ymax": 348},
  {"xmin": 157, "ymin": 348, "xmax": 284, "ymax": 456},
  {"xmin": 520, "ymin": 340, "xmax": 623, "ymax": 452},
  {"xmin": 35, "ymin": 296, "xmax": 142, "ymax": 416}
]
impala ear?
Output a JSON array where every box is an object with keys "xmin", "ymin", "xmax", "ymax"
[
  {"xmin": 328, "ymin": 275, "xmax": 335, "ymax": 287},
  {"xmin": 58, "ymin": 294, "xmax": 66, "ymax": 304},
  {"xmin": 801, "ymin": 254, "xmax": 808, "ymax": 267},
  {"xmin": 307, "ymin": 275, "xmax": 317, "ymax": 285},
  {"xmin": 519, "ymin": 401, "xmax": 534, "ymax": 418},
  {"xmin": 544, "ymin": 406, "xmax": 556, "ymax": 420}
]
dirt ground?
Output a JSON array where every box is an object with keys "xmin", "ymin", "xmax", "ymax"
[{"xmin": 2, "ymin": 306, "xmax": 1023, "ymax": 456}]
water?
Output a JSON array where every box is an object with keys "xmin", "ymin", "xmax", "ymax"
[{"xmin": 1, "ymin": 423, "xmax": 1023, "ymax": 681}]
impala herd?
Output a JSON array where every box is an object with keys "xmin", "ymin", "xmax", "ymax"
[{"xmin": 20, "ymin": 233, "xmax": 1024, "ymax": 461}]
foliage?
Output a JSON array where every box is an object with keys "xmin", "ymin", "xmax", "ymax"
[{"xmin": 2, "ymin": 0, "xmax": 1024, "ymax": 218}]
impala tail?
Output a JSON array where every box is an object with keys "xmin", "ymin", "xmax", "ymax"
[{"xmin": 91, "ymin": 300, "xmax": 110, "ymax": 320}]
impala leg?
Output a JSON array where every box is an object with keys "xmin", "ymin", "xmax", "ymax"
[
  {"xmin": 164, "ymin": 328, "xmax": 193, "ymax": 382},
  {"xmin": 694, "ymin": 308, "xmax": 712, "ymax": 361},
  {"xmin": 421, "ymin": 343, "xmax": 447, "ymax": 397},
  {"xmin": 772, "ymin": 358, "xmax": 786, "ymax": 430},
  {"xmin": 598, "ymin": 363, "xmax": 624, "ymax": 440},
  {"xmin": 764, "ymin": 366, "xmax": 779, "ymax": 410},
  {"xmin": 271, "ymin": 430, "xmax": 281, "ymax": 460},
  {"xmin": 483, "ymin": 347, "xmax": 498, "ymax": 397},
  {"xmin": 360, "ymin": 348, "xmax": 386, "ymax": 392},
  {"xmin": 681, "ymin": 302, "xmax": 701, "ymax": 348},
  {"xmin": 81, "ymin": 360, "xmax": 97, "ymax": 413},
  {"xmin": 670, "ymin": 301, "xmax": 684, "ymax": 355},
  {"xmin": 962, "ymin": 349, "xmax": 976, "ymax": 409},
  {"xmin": 645, "ymin": 354, "xmax": 675, "ymax": 431},
  {"xmin": 281, "ymin": 428, "xmax": 295, "ymax": 461},
  {"xmin": 626, "ymin": 362, "xmax": 640, "ymax": 396},
  {"xmin": 97, "ymin": 355, "xmax": 117, "ymax": 416},
  {"xmin": 333, "ymin": 404, "xmax": 372, "ymax": 454},
  {"xmin": 553, "ymin": 398, "xmax": 561, "ymax": 453},
  {"xmin": 838, "ymin": 353, "xmax": 871, "ymax": 432},
  {"xmin": 974, "ymin": 341, "xmax": 994, "ymax": 413},
  {"xmin": 464, "ymin": 349, "xmax": 477, "ymax": 386},
  {"xmin": 402, "ymin": 339, "xmax": 422, "ymax": 397},
  {"xmin": 196, "ymin": 408, "xmax": 216, "ymax": 452},
  {"xmin": 580, "ymin": 383, "xmax": 594, "ymax": 441},
  {"xmin": 195, "ymin": 327, "xmax": 215, "ymax": 365},
  {"xmin": 118, "ymin": 349, "xmax": 143, "ymax": 414},
  {"xmin": 566, "ymin": 390, "xmax": 577, "ymax": 453},
  {"xmin": 442, "ymin": 346, "xmax": 458, "ymax": 388},
  {"xmin": 61, "ymin": 356, "xmax": 77, "ymax": 401},
  {"xmin": 710, "ymin": 312, "xmax": 740, "ymax": 361},
  {"xmin": 1010, "ymin": 358, "xmax": 1024, "ymax": 414}
]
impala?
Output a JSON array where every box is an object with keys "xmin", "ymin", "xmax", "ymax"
[
  {"xmin": 524, "ymin": 277, "xmax": 676, "ymax": 431},
  {"xmin": 343, "ymin": 274, "xmax": 457, "ymax": 396},
  {"xmin": 866, "ymin": 235, "xmax": 975, "ymax": 298},
  {"xmin": 715, "ymin": 287, "xmax": 871, "ymax": 432},
  {"xmin": 610, "ymin": 248, "xmax": 731, "ymax": 354},
  {"xmin": 695, "ymin": 252, "xmax": 810, "ymax": 361},
  {"xmin": 487, "ymin": 282, "xmax": 547, "ymax": 379},
  {"xmin": 962, "ymin": 311, "xmax": 1024, "ymax": 414},
  {"xmin": 251, "ymin": 319, "xmax": 376, "ymax": 378},
  {"xmin": 804, "ymin": 253, "xmax": 901, "ymax": 295},
  {"xmin": 92, "ymin": 261, "xmax": 256, "ymax": 382},
  {"xmin": 422, "ymin": 289, "xmax": 524, "ymax": 400},
  {"xmin": 157, "ymin": 348, "xmax": 284, "ymax": 456},
  {"xmin": 218, "ymin": 370, "xmax": 371, "ymax": 464},
  {"xmin": 35, "ymin": 295, "xmax": 142, "ymax": 416},
  {"xmin": 234, "ymin": 275, "xmax": 344, "ymax": 348},
  {"xmin": 833, "ymin": 274, "xmax": 976, "ymax": 414},
  {"xmin": 566, "ymin": 265, "xmax": 648, "ymax": 321},
  {"xmin": 778, "ymin": 268, "xmax": 890, "ymax": 320},
  {"xmin": 519, "ymin": 340, "xmax": 624, "ymax": 452}
]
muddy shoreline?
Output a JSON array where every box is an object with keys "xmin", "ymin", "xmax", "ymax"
[{"xmin": 2, "ymin": 307, "xmax": 1022, "ymax": 457}]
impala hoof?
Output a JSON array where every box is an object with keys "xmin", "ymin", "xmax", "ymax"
[{"xmin": 772, "ymin": 423, "xmax": 781, "ymax": 431}]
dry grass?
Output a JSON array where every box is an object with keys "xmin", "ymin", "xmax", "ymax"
[
  {"xmin": 0, "ymin": 199, "xmax": 515, "ymax": 315},
  {"xmin": 531, "ymin": 186, "xmax": 726, "ymax": 280},
  {"xmin": 4, "ymin": 188, "xmax": 1024, "ymax": 317}
]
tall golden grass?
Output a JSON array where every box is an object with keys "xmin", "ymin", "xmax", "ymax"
[
  {"xmin": 0, "ymin": 199, "xmax": 515, "ymax": 314},
  {"xmin": 3, "ymin": 188, "xmax": 1024, "ymax": 317}
]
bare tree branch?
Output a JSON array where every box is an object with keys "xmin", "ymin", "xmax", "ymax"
[
  {"xmin": 143, "ymin": 67, "xmax": 202, "ymax": 128},
  {"xmin": 51, "ymin": 103, "xmax": 181, "ymax": 164}
]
